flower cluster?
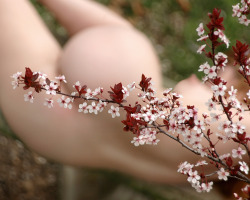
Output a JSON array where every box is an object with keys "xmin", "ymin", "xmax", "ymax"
[
  {"xmin": 232, "ymin": 0, "xmax": 250, "ymax": 26},
  {"xmin": 11, "ymin": 3, "xmax": 250, "ymax": 199}
]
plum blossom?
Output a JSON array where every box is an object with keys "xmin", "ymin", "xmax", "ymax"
[
  {"xmin": 24, "ymin": 91, "xmax": 34, "ymax": 103},
  {"xmin": 205, "ymin": 99, "xmax": 217, "ymax": 111},
  {"xmin": 214, "ymin": 29, "xmax": 230, "ymax": 48},
  {"xmin": 187, "ymin": 170, "xmax": 201, "ymax": 184},
  {"xmin": 217, "ymin": 168, "xmax": 229, "ymax": 181},
  {"xmin": 85, "ymin": 88, "xmax": 94, "ymax": 99},
  {"xmin": 44, "ymin": 98, "xmax": 54, "ymax": 108},
  {"xmin": 78, "ymin": 102, "xmax": 88, "ymax": 114},
  {"xmin": 131, "ymin": 128, "xmax": 159, "ymax": 146},
  {"xmin": 108, "ymin": 105, "xmax": 120, "ymax": 118},
  {"xmin": 55, "ymin": 75, "xmax": 67, "ymax": 83},
  {"xmin": 177, "ymin": 161, "xmax": 194, "ymax": 175},
  {"xmin": 247, "ymin": 90, "xmax": 250, "ymax": 99},
  {"xmin": 232, "ymin": 3, "xmax": 241, "ymax": 17},
  {"xmin": 196, "ymin": 23, "xmax": 205, "ymax": 36},
  {"xmin": 239, "ymin": 15, "xmax": 250, "ymax": 26},
  {"xmin": 211, "ymin": 83, "xmax": 227, "ymax": 97},
  {"xmin": 204, "ymin": 65, "xmax": 217, "ymax": 79},
  {"xmin": 197, "ymin": 44, "xmax": 206, "ymax": 54},
  {"xmin": 193, "ymin": 120, "xmax": 205, "ymax": 133},
  {"xmin": 232, "ymin": 147, "xmax": 246, "ymax": 159},
  {"xmin": 87, "ymin": 102, "xmax": 100, "ymax": 114},
  {"xmin": 57, "ymin": 95, "xmax": 72, "ymax": 109},
  {"xmin": 195, "ymin": 160, "xmax": 208, "ymax": 167},
  {"xmin": 198, "ymin": 62, "xmax": 210, "ymax": 73},
  {"xmin": 197, "ymin": 35, "xmax": 209, "ymax": 41},
  {"xmin": 11, "ymin": 72, "xmax": 22, "ymax": 89},
  {"xmin": 97, "ymin": 100, "xmax": 107, "ymax": 112},
  {"xmin": 44, "ymin": 82, "xmax": 58, "ymax": 95},
  {"xmin": 239, "ymin": 161, "xmax": 249, "ymax": 174},
  {"xmin": 232, "ymin": 122, "xmax": 245, "ymax": 134},
  {"xmin": 127, "ymin": 82, "xmax": 136, "ymax": 91},
  {"xmin": 33, "ymin": 71, "xmax": 47, "ymax": 80}
]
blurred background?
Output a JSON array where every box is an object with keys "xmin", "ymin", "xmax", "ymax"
[{"xmin": 0, "ymin": 0, "xmax": 249, "ymax": 199}]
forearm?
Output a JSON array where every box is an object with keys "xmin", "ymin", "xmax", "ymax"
[{"xmin": 38, "ymin": 0, "xmax": 132, "ymax": 35}]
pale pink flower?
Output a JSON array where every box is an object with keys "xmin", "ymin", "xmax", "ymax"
[
  {"xmin": 127, "ymin": 82, "xmax": 136, "ymax": 91},
  {"xmin": 44, "ymin": 82, "xmax": 58, "ymax": 95},
  {"xmin": 198, "ymin": 62, "xmax": 210, "ymax": 72},
  {"xmin": 33, "ymin": 71, "xmax": 47, "ymax": 80},
  {"xmin": 108, "ymin": 105, "xmax": 120, "ymax": 118},
  {"xmin": 187, "ymin": 170, "xmax": 201, "ymax": 184},
  {"xmin": 232, "ymin": 4, "xmax": 241, "ymax": 17},
  {"xmin": 87, "ymin": 102, "xmax": 100, "ymax": 114},
  {"xmin": 44, "ymin": 98, "xmax": 53, "ymax": 108},
  {"xmin": 196, "ymin": 23, "xmax": 205, "ymax": 36},
  {"xmin": 232, "ymin": 147, "xmax": 246, "ymax": 159},
  {"xmin": 204, "ymin": 65, "xmax": 217, "ymax": 79},
  {"xmin": 197, "ymin": 35, "xmax": 209, "ymax": 41},
  {"xmin": 24, "ymin": 91, "xmax": 34, "ymax": 103},
  {"xmin": 97, "ymin": 100, "xmax": 107, "ymax": 112},
  {"xmin": 217, "ymin": 168, "xmax": 229, "ymax": 181},
  {"xmin": 247, "ymin": 90, "xmax": 250, "ymax": 99},
  {"xmin": 197, "ymin": 44, "xmax": 206, "ymax": 54},
  {"xmin": 195, "ymin": 160, "xmax": 208, "ymax": 167},
  {"xmin": 193, "ymin": 120, "xmax": 205, "ymax": 133},
  {"xmin": 177, "ymin": 161, "xmax": 193, "ymax": 175},
  {"xmin": 232, "ymin": 122, "xmax": 245, "ymax": 134},
  {"xmin": 239, "ymin": 15, "xmax": 250, "ymax": 26},
  {"xmin": 55, "ymin": 75, "xmax": 67, "ymax": 83},
  {"xmin": 205, "ymin": 99, "xmax": 216, "ymax": 111},
  {"xmin": 78, "ymin": 102, "xmax": 88, "ymax": 114},
  {"xmin": 85, "ymin": 88, "xmax": 94, "ymax": 99},
  {"xmin": 211, "ymin": 83, "xmax": 227, "ymax": 97},
  {"xmin": 57, "ymin": 95, "xmax": 72, "ymax": 109},
  {"xmin": 239, "ymin": 161, "xmax": 249, "ymax": 174}
]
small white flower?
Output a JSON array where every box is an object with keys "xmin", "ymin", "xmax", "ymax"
[
  {"xmin": 24, "ymin": 91, "xmax": 34, "ymax": 103},
  {"xmin": 55, "ymin": 75, "xmax": 67, "ymax": 83},
  {"xmin": 44, "ymin": 98, "xmax": 53, "ymax": 108},
  {"xmin": 195, "ymin": 160, "xmax": 208, "ymax": 167},
  {"xmin": 205, "ymin": 99, "xmax": 217, "ymax": 111},
  {"xmin": 57, "ymin": 95, "xmax": 72, "ymax": 109},
  {"xmin": 87, "ymin": 102, "xmax": 100, "ymax": 114},
  {"xmin": 211, "ymin": 83, "xmax": 227, "ymax": 97},
  {"xmin": 239, "ymin": 15, "xmax": 250, "ymax": 26},
  {"xmin": 247, "ymin": 90, "xmax": 250, "ymax": 99},
  {"xmin": 108, "ymin": 105, "xmax": 120, "ymax": 118},
  {"xmin": 197, "ymin": 44, "xmax": 206, "ymax": 54},
  {"xmin": 239, "ymin": 161, "xmax": 249, "ymax": 174},
  {"xmin": 196, "ymin": 23, "xmax": 205, "ymax": 36},
  {"xmin": 217, "ymin": 168, "xmax": 229, "ymax": 181},
  {"xmin": 187, "ymin": 170, "xmax": 201, "ymax": 184},
  {"xmin": 232, "ymin": 147, "xmax": 246, "ymax": 159},
  {"xmin": 33, "ymin": 71, "xmax": 47, "ymax": 80},
  {"xmin": 78, "ymin": 102, "xmax": 88, "ymax": 113},
  {"xmin": 45, "ymin": 82, "xmax": 58, "ymax": 95},
  {"xmin": 127, "ymin": 82, "xmax": 136, "ymax": 91},
  {"xmin": 97, "ymin": 100, "xmax": 107, "ymax": 112}
]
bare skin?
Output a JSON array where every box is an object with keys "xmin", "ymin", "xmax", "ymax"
[{"xmin": 0, "ymin": 0, "xmax": 248, "ymax": 184}]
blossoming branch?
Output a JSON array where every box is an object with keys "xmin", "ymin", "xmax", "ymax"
[{"xmin": 11, "ymin": 3, "xmax": 250, "ymax": 199}]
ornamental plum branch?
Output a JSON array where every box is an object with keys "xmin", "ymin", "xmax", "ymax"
[{"xmin": 11, "ymin": 3, "xmax": 250, "ymax": 198}]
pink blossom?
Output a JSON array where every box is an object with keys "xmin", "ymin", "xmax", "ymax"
[
  {"xmin": 44, "ymin": 82, "xmax": 58, "ymax": 95},
  {"xmin": 232, "ymin": 147, "xmax": 246, "ymax": 159},
  {"xmin": 197, "ymin": 44, "xmax": 206, "ymax": 54},
  {"xmin": 108, "ymin": 105, "xmax": 120, "ymax": 118},
  {"xmin": 239, "ymin": 161, "xmax": 249, "ymax": 174},
  {"xmin": 187, "ymin": 170, "xmax": 201, "ymax": 184},
  {"xmin": 196, "ymin": 23, "xmax": 205, "ymax": 36},
  {"xmin": 57, "ymin": 95, "xmax": 72, "ymax": 109},
  {"xmin": 217, "ymin": 168, "xmax": 229, "ymax": 181},
  {"xmin": 177, "ymin": 161, "xmax": 193, "ymax": 175},
  {"xmin": 78, "ymin": 102, "xmax": 88, "ymax": 114},
  {"xmin": 55, "ymin": 75, "xmax": 67, "ymax": 83},
  {"xmin": 239, "ymin": 15, "xmax": 250, "ymax": 26},
  {"xmin": 87, "ymin": 102, "xmax": 100, "ymax": 114},
  {"xmin": 195, "ymin": 160, "xmax": 208, "ymax": 167},
  {"xmin": 193, "ymin": 120, "xmax": 205, "ymax": 133},
  {"xmin": 24, "ymin": 91, "xmax": 34, "ymax": 103},
  {"xmin": 211, "ymin": 83, "xmax": 227, "ymax": 97},
  {"xmin": 44, "ymin": 98, "xmax": 54, "ymax": 108}
]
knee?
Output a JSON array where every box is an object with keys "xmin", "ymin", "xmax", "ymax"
[{"xmin": 58, "ymin": 26, "xmax": 162, "ymax": 92}]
